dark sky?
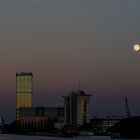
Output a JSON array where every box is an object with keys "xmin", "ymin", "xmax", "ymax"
[{"xmin": 0, "ymin": 0, "xmax": 140, "ymax": 123}]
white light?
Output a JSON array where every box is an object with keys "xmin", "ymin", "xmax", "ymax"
[{"xmin": 133, "ymin": 44, "xmax": 140, "ymax": 52}]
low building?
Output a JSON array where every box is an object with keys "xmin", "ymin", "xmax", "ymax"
[
  {"xmin": 19, "ymin": 107, "xmax": 64, "ymax": 132},
  {"xmin": 91, "ymin": 116, "xmax": 123, "ymax": 135}
]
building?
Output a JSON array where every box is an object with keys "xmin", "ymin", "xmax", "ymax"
[
  {"xmin": 19, "ymin": 107, "xmax": 64, "ymax": 132},
  {"xmin": 0, "ymin": 116, "xmax": 4, "ymax": 133},
  {"xmin": 63, "ymin": 90, "xmax": 91, "ymax": 126},
  {"xmin": 91, "ymin": 116, "xmax": 123, "ymax": 135},
  {"xmin": 16, "ymin": 72, "xmax": 33, "ymax": 121}
]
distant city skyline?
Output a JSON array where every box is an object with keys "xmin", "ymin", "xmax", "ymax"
[{"xmin": 0, "ymin": 0, "xmax": 140, "ymax": 123}]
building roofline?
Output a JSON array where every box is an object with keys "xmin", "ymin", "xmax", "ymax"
[{"xmin": 16, "ymin": 72, "xmax": 33, "ymax": 76}]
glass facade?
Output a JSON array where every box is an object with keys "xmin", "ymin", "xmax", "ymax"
[
  {"xmin": 64, "ymin": 90, "xmax": 91, "ymax": 126},
  {"xmin": 19, "ymin": 107, "xmax": 64, "ymax": 118},
  {"xmin": 16, "ymin": 72, "xmax": 33, "ymax": 121},
  {"xmin": 19, "ymin": 107, "xmax": 64, "ymax": 131}
]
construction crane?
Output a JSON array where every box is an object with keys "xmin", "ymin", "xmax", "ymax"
[{"xmin": 125, "ymin": 96, "xmax": 132, "ymax": 118}]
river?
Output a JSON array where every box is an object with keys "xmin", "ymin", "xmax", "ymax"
[{"xmin": 0, "ymin": 134, "xmax": 138, "ymax": 140}]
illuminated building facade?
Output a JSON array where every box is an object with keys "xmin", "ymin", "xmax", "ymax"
[
  {"xmin": 63, "ymin": 90, "xmax": 91, "ymax": 126},
  {"xmin": 16, "ymin": 72, "xmax": 33, "ymax": 121},
  {"xmin": 19, "ymin": 107, "xmax": 64, "ymax": 132}
]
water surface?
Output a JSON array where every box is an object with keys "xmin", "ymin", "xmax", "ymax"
[{"xmin": 0, "ymin": 134, "xmax": 137, "ymax": 140}]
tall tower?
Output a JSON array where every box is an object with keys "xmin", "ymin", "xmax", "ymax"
[
  {"xmin": 16, "ymin": 72, "xmax": 33, "ymax": 121},
  {"xmin": 63, "ymin": 90, "xmax": 91, "ymax": 126}
]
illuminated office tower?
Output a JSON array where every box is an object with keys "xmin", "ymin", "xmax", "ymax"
[{"xmin": 16, "ymin": 72, "xmax": 33, "ymax": 121}]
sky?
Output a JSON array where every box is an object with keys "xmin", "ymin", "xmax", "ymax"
[{"xmin": 0, "ymin": 0, "xmax": 140, "ymax": 123}]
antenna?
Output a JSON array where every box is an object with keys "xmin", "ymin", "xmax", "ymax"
[
  {"xmin": 78, "ymin": 82, "xmax": 81, "ymax": 90},
  {"xmin": 73, "ymin": 81, "xmax": 75, "ymax": 91}
]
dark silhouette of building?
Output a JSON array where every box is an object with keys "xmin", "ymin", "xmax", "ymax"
[{"xmin": 91, "ymin": 116, "xmax": 123, "ymax": 135}]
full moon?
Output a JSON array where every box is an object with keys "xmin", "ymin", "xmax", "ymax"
[{"xmin": 133, "ymin": 44, "xmax": 140, "ymax": 52}]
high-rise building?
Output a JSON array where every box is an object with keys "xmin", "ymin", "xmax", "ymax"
[
  {"xmin": 63, "ymin": 90, "xmax": 91, "ymax": 126},
  {"xmin": 16, "ymin": 72, "xmax": 33, "ymax": 121}
]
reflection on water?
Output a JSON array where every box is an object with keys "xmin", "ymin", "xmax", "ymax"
[
  {"xmin": 0, "ymin": 134, "xmax": 138, "ymax": 140},
  {"xmin": 0, "ymin": 134, "xmax": 109, "ymax": 140}
]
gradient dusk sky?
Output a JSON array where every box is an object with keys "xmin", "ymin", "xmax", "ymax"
[{"xmin": 0, "ymin": 0, "xmax": 140, "ymax": 123}]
